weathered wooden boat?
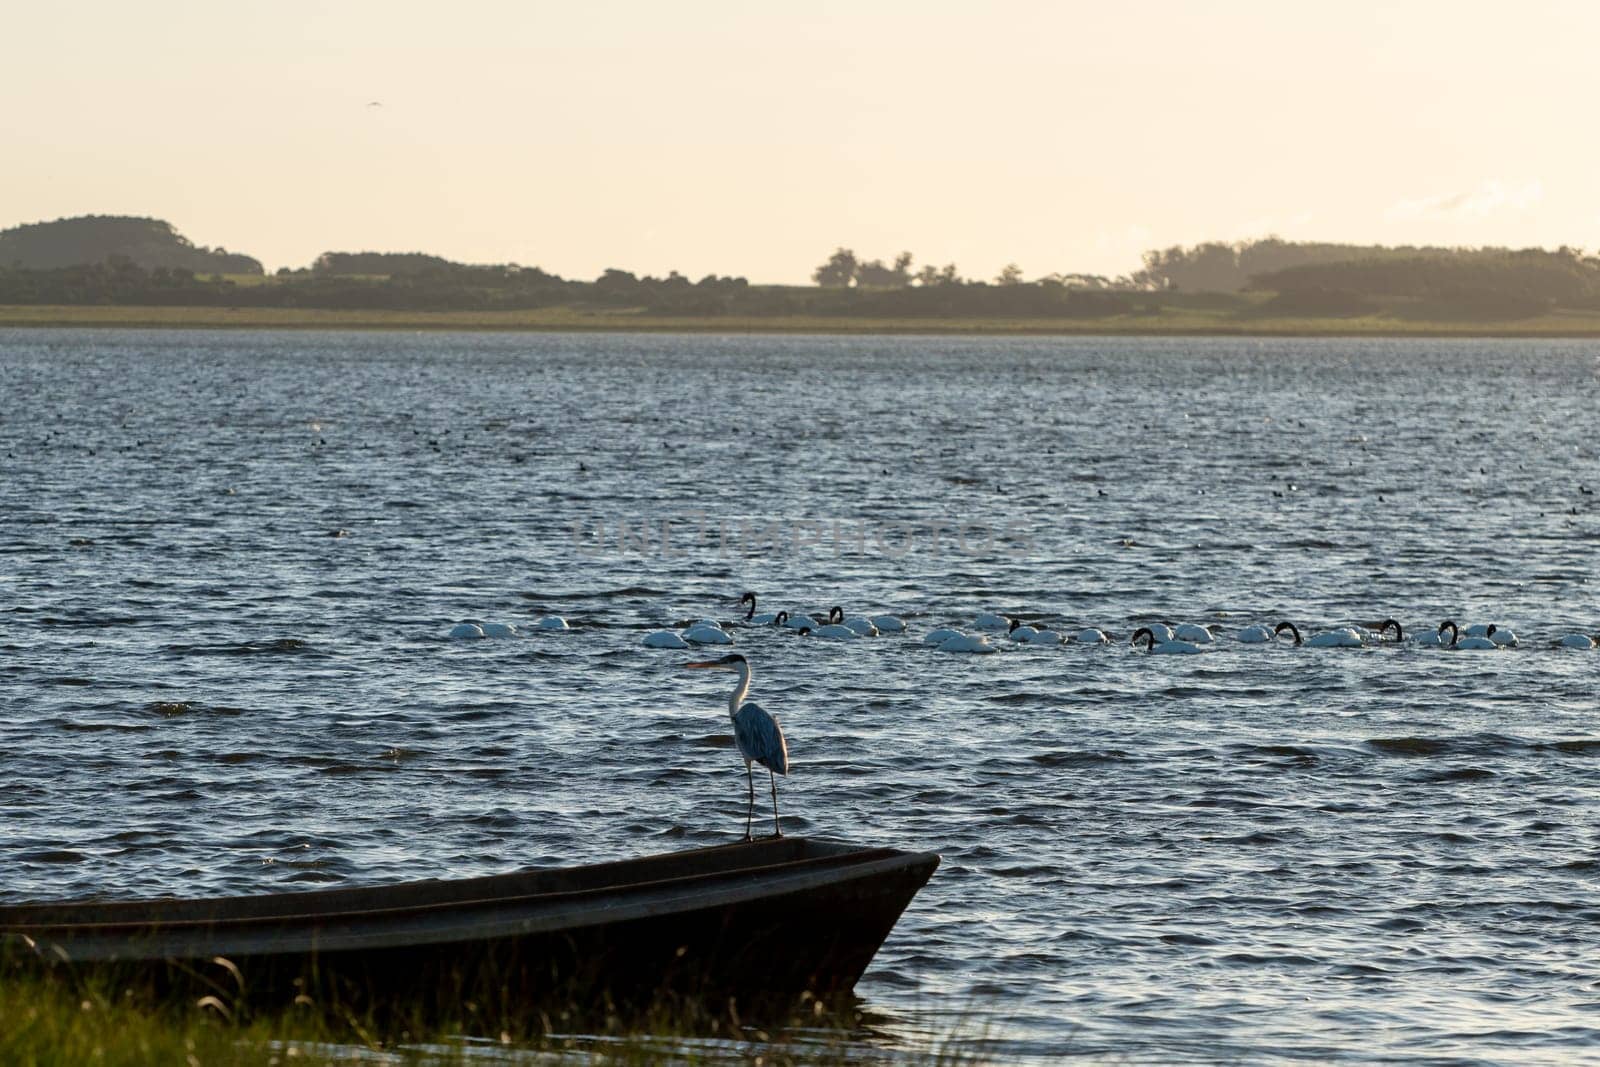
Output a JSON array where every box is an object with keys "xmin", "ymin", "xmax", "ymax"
[{"xmin": 0, "ymin": 837, "xmax": 938, "ymax": 1013}]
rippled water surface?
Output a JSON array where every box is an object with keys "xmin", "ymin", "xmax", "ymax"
[{"xmin": 3, "ymin": 330, "xmax": 1600, "ymax": 1063}]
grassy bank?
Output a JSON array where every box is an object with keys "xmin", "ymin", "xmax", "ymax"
[
  {"xmin": 0, "ymin": 974, "xmax": 972, "ymax": 1066},
  {"xmin": 6, "ymin": 302, "xmax": 1600, "ymax": 336}
]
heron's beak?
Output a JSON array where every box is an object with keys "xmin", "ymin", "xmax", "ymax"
[{"xmin": 684, "ymin": 661, "xmax": 721, "ymax": 669}]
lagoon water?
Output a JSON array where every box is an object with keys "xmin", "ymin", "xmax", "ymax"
[{"xmin": 2, "ymin": 329, "xmax": 1599, "ymax": 1063}]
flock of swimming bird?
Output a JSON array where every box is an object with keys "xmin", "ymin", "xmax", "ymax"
[{"xmin": 448, "ymin": 592, "xmax": 1599, "ymax": 653}]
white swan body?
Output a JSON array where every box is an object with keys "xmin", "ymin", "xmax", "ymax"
[
  {"xmin": 1454, "ymin": 635, "xmax": 1498, "ymax": 650},
  {"xmin": 939, "ymin": 633, "xmax": 997, "ymax": 654},
  {"xmin": 1463, "ymin": 623, "xmax": 1495, "ymax": 638},
  {"xmin": 1236, "ymin": 624, "xmax": 1273, "ymax": 643},
  {"xmin": 1173, "ymin": 623, "xmax": 1214, "ymax": 643},
  {"xmin": 813, "ymin": 623, "xmax": 858, "ymax": 640},
  {"xmin": 1139, "ymin": 623, "xmax": 1175, "ymax": 643},
  {"xmin": 448, "ymin": 622, "xmax": 484, "ymax": 640},
  {"xmin": 784, "ymin": 612, "xmax": 818, "ymax": 630},
  {"xmin": 1558, "ymin": 633, "xmax": 1595, "ymax": 649},
  {"xmin": 1132, "ymin": 627, "xmax": 1202, "ymax": 654},
  {"xmin": 1015, "ymin": 627, "xmax": 1062, "ymax": 645},
  {"xmin": 1414, "ymin": 629, "xmax": 1449, "ymax": 647},
  {"xmin": 923, "ymin": 628, "xmax": 963, "ymax": 647},
  {"xmin": 1073, "ymin": 628, "xmax": 1110, "ymax": 644},
  {"xmin": 749, "ymin": 611, "xmax": 784, "ymax": 625},
  {"xmin": 684, "ymin": 623, "xmax": 733, "ymax": 645},
  {"xmin": 1490, "ymin": 627, "xmax": 1518, "ymax": 647},
  {"xmin": 534, "ymin": 616, "xmax": 569, "ymax": 631},
  {"xmin": 843, "ymin": 616, "xmax": 879, "ymax": 636},
  {"xmin": 869, "ymin": 615, "xmax": 907, "ymax": 633},
  {"xmin": 643, "ymin": 630, "xmax": 689, "ymax": 648},
  {"xmin": 1307, "ymin": 628, "xmax": 1364, "ymax": 648},
  {"xmin": 480, "ymin": 621, "xmax": 519, "ymax": 638},
  {"xmin": 973, "ymin": 612, "xmax": 1010, "ymax": 631}
]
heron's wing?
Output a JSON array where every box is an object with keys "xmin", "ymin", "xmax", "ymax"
[{"xmin": 734, "ymin": 702, "xmax": 789, "ymax": 775}]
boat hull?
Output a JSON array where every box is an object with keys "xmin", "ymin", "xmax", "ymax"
[{"xmin": 0, "ymin": 837, "xmax": 938, "ymax": 1012}]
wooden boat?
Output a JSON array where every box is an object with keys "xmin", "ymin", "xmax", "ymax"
[{"xmin": 0, "ymin": 837, "xmax": 938, "ymax": 1012}]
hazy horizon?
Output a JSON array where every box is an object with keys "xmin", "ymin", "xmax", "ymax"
[{"xmin": 6, "ymin": 0, "xmax": 1597, "ymax": 283}]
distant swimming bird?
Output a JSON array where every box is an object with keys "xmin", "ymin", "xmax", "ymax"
[
  {"xmin": 739, "ymin": 592, "xmax": 785, "ymax": 626},
  {"xmin": 685, "ymin": 653, "xmax": 789, "ymax": 838},
  {"xmin": 1376, "ymin": 619, "xmax": 1404, "ymax": 642},
  {"xmin": 1236, "ymin": 624, "xmax": 1274, "ymax": 643},
  {"xmin": 643, "ymin": 630, "xmax": 689, "ymax": 649},
  {"xmin": 1173, "ymin": 623, "xmax": 1215, "ymax": 644},
  {"xmin": 1008, "ymin": 619, "xmax": 1060, "ymax": 644},
  {"xmin": 1557, "ymin": 633, "xmax": 1596, "ymax": 649},
  {"xmin": 1131, "ymin": 627, "xmax": 1203, "ymax": 654},
  {"xmin": 973, "ymin": 612, "xmax": 1011, "ymax": 631},
  {"xmin": 1414, "ymin": 621, "xmax": 1452, "ymax": 647},
  {"xmin": 828, "ymin": 607, "xmax": 879, "ymax": 636},
  {"xmin": 480, "ymin": 621, "xmax": 518, "ymax": 638},
  {"xmin": 684, "ymin": 621, "xmax": 733, "ymax": 645},
  {"xmin": 1437, "ymin": 620, "xmax": 1497, "ymax": 650},
  {"xmin": 1073, "ymin": 628, "xmax": 1110, "ymax": 644},
  {"xmin": 448, "ymin": 622, "xmax": 484, "ymax": 640},
  {"xmin": 869, "ymin": 614, "xmax": 907, "ymax": 633},
  {"xmin": 784, "ymin": 611, "xmax": 818, "ymax": 630},
  {"xmin": 1274, "ymin": 622, "xmax": 1364, "ymax": 648},
  {"xmin": 812, "ymin": 607, "xmax": 859, "ymax": 640},
  {"xmin": 1137, "ymin": 623, "xmax": 1176, "ymax": 643},
  {"xmin": 1489, "ymin": 626, "xmax": 1518, "ymax": 647},
  {"xmin": 922, "ymin": 628, "xmax": 963, "ymax": 647},
  {"xmin": 938, "ymin": 633, "xmax": 997, "ymax": 654},
  {"xmin": 533, "ymin": 616, "xmax": 569, "ymax": 631}
]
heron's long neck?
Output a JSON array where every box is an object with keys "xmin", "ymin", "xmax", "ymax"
[{"xmin": 728, "ymin": 662, "xmax": 751, "ymax": 718}]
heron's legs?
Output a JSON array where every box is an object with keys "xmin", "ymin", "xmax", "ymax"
[
  {"xmin": 744, "ymin": 761, "xmax": 755, "ymax": 840},
  {"xmin": 769, "ymin": 766, "xmax": 782, "ymax": 838}
]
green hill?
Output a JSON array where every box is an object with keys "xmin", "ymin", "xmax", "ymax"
[{"xmin": 0, "ymin": 215, "xmax": 262, "ymax": 274}]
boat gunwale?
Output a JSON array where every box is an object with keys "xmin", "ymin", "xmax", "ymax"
[{"xmin": 0, "ymin": 839, "xmax": 938, "ymax": 940}]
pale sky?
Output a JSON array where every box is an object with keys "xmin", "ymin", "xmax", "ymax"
[{"xmin": 5, "ymin": 1, "xmax": 1597, "ymax": 282}]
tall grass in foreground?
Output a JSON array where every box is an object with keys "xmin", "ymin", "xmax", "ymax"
[{"xmin": 0, "ymin": 975, "xmax": 980, "ymax": 1066}]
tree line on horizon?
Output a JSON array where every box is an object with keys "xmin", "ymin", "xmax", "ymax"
[{"xmin": 4, "ymin": 216, "xmax": 1600, "ymax": 319}]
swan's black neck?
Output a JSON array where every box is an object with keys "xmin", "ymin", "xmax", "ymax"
[
  {"xmin": 1274, "ymin": 621, "xmax": 1303, "ymax": 646},
  {"xmin": 828, "ymin": 606, "xmax": 843, "ymax": 625},
  {"xmin": 1379, "ymin": 618, "xmax": 1403, "ymax": 641},
  {"xmin": 1130, "ymin": 626, "xmax": 1155, "ymax": 651}
]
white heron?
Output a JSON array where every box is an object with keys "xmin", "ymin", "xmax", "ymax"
[
  {"xmin": 1274, "ymin": 622, "xmax": 1364, "ymax": 648},
  {"xmin": 643, "ymin": 630, "xmax": 689, "ymax": 649},
  {"xmin": 1131, "ymin": 627, "xmax": 1204, "ymax": 654},
  {"xmin": 685, "ymin": 653, "xmax": 790, "ymax": 839}
]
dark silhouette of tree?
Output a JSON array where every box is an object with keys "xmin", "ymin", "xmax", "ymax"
[{"xmin": 812, "ymin": 248, "xmax": 858, "ymax": 288}]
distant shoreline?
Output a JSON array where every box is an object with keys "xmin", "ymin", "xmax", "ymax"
[{"xmin": 5, "ymin": 303, "xmax": 1600, "ymax": 338}]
